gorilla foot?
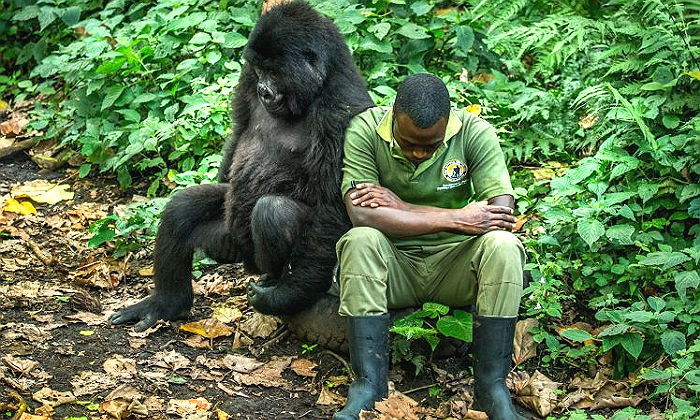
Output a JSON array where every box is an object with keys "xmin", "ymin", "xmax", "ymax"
[{"xmin": 109, "ymin": 294, "xmax": 191, "ymax": 332}]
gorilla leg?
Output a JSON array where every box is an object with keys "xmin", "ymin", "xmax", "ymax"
[
  {"xmin": 109, "ymin": 183, "xmax": 237, "ymax": 331},
  {"xmin": 250, "ymin": 195, "xmax": 310, "ymax": 280}
]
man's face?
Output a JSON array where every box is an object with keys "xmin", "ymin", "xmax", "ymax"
[{"xmin": 392, "ymin": 112, "xmax": 447, "ymax": 164}]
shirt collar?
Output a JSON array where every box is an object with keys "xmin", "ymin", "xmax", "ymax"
[{"xmin": 375, "ymin": 107, "xmax": 463, "ymax": 144}]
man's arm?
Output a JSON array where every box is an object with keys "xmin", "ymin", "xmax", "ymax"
[{"xmin": 345, "ymin": 187, "xmax": 516, "ymax": 237}]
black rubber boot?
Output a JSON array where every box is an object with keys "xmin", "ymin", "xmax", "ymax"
[
  {"xmin": 473, "ymin": 315, "xmax": 527, "ymax": 420},
  {"xmin": 333, "ymin": 314, "xmax": 390, "ymax": 420}
]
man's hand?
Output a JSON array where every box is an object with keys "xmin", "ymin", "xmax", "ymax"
[
  {"xmin": 450, "ymin": 200, "xmax": 517, "ymax": 235},
  {"xmin": 349, "ymin": 183, "xmax": 411, "ymax": 210}
]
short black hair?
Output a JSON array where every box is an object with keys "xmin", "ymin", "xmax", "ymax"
[{"xmin": 393, "ymin": 73, "xmax": 450, "ymax": 128}]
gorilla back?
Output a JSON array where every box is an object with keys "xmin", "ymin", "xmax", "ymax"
[{"xmin": 109, "ymin": 1, "xmax": 373, "ymax": 331}]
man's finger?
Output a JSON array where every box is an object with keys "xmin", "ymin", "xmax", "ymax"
[{"xmin": 486, "ymin": 205, "xmax": 514, "ymax": 215}]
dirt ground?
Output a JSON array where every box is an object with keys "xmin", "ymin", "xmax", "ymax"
[{"xmin": 0, "ymin": 155, "xmax": 539, "ymax": 420}]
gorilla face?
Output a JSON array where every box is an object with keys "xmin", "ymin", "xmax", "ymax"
[
  {"xmin": 247, "ymin": 47, "xmax": 326, "ymax": 119},
  {"xmin": 243, "ymin": 3, "xmax": 335, "ymax": 120}
]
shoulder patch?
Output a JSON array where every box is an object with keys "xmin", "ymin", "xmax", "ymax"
[{"xmin": 443, "ymin": 159, "xmax": 467, "ymax": 182}]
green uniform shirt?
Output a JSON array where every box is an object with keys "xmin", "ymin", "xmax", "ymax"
[{"xmin": 341, "ymin": 106, "xmax": 514, "ymax": 246}]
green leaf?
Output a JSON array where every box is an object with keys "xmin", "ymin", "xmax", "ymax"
[
  {"xmin": 78, "ymin": 164, "xmax": 91, "ymax": 178},
  {"xmin": 101, "ymin": 85, "xmax": 125, "ymax": 111},
  {"xmin": 640, "ymin": 252, "xmax": 691, "ymax": 270},
  {"xmin": 647, "ymin": 296, "xmax": 665, "ymax": 312},
  {"xmin": 61, "ymin": 7, "xmax": 81, "ymax": 26},
  {"xmin": 453, "ymin": 26, "xmax": 475, "ymax": 54},
  {"xmin": 38, "ymin": 8, "xmax": 57, "ymax": 31},
  {"xmin": 561, "ymin": 328, "xmax": 594, "ymax": 343},
  {"xmin": 422, "ymin": 302, "xmax": 449, "ymax": 317},
  {"xmin": 675, "ymin": 271, "xmax": 699, "ymax": 301},
  {"xmin": 397, "ymin": 23, "xmax": 430, "ymax": 39},
  {"xmin": 577, "ymin": 219, "xmax": 605, "ymax": 248},
  {"xmin": 223, "ymin": 32, "xmax": 247, "ymax": 49},
  {"xmin": 606, "ymin": 224, "xmax": 635, "ymax": 244},
  {"xmin": 603, "ymin": 332, "xmax": 643, "ymax": 358},
  {"xmin": 206, "ymin": 49, "xmax": 222, "ymax": 64},
  {"xmin": 95, "ymin": 57, "xmax": 126, "ymax": 75},
  {"xmin": 436, "ymin": 310, "xmax": 472, "ymax": 342},
  {"xmin": 662, "ymin": 115, "xmax": 680, "ymax": 129},
  {"xmin": 115, "ymin": 109, "xmax": 141, "ymax": 122},
  {"xmin": 638, "ymin": 183, "xmax": 659, "ymax": 203},
  {"xmin": 410, "ymin": 1, "xmax": 433, "ymax": 16},
  {"xmin": 660, "ymin": 330, "xmax": 686, "ymax": 356},
  {"xmin": 369, "ymin": 22, "xmax": 391, "ymax": 40},
  {"xmin": 190, "ymin": 32, "xmax": 212, "ymax": 44},
  {"xmin": 618, "ymin": 205, "xmax": 636, "ymax": 220}
]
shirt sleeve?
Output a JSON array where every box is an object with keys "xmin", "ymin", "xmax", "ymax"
[
  {"xmin": 340, "ymin": 114, "xmax": 380, "ymax": 197},
  {"xmin": 465, "ymin": 117, "xmax": 514, "ymax": 201}
]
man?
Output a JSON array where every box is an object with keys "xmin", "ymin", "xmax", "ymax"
[{"xmin": 332, "ymin": 74, "xmax": 526, "ymax": 420}]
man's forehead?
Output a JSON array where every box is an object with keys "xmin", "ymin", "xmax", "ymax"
[{"xmin": 394, "ymin": 113, "xmax": 446, "ymax": 140}]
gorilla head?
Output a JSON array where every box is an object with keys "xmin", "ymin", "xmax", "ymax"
[{"xmin": 244, "ymin": 2, "xmax": 342, "ymax": 118}]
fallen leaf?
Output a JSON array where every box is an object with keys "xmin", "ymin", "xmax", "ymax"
[
  {"xmin": 32, "ymin": 387, "xmax": 76, "ymax": 408},
  {"xmin": 369, "ymin": 393, "xmax": 419, "ymax": 420},
  {"xmin": 211, "ymin": 303, "xmax": 242, "ymax": 323},
  {"xmin": 149, "ymin": 350, "xmax": 190, "ymax": 371},
  {"xmin": 71, "ymin": 370, "xmax": 114, "ymax": 396},
  {"xmin": 180, "ymin": 318, "xmax": 235, "ymax": 339},
  {"xmin": 18, "ymin": 414, "xmax": 51, "ymax": 420},
  {"xmin": 166, "ymin": 397, "xmax": 211, "ymax": 420},
  {"xmin": 3, "ymin": 198, "xmax": 37, "ymax": 215},
  {"xmin": 0, "ymin": 116, "xmax": 28, "ymax": 136},
  {"xmin": 290, "ymin": 358, "xmax": 317, "ymax": 377},
  {"xmin": 3, "ymin": 355, "xmax": 39, "ymax": 375},
  {"xmin": 531, "ymin": 167, "xmax": 556, "ymax": 181},
  {"xmin": 316, "ymin": 386, "xmax": 346, "ymax": 406},
  {"xmin": 232, "ymin": 356, "xmax": 292, "ymax": 388},
  {"xmin": 216, "ymin": 408, "xmax": 231, "ymax": 420},
  {"xmin": 513, "ymin": 318, "xmax": 538, "ymax": 365},
  {"xmin": 240, "ymin": 312, "xmax": 278, "ymax": 338},
  {"xmin": 101, "ymin": 399, "xmax": 131, "ymax": 419},
  {"xmin": 515, "ymin": 370, "xmax": 560, "ymax": 417},
  {"xmin": 103, "ymin": 354, "xmax": 137, "ymax": 378},
  {"xmin": 11, "ymin": 180, "xmax": 74, "ymax": 205}
]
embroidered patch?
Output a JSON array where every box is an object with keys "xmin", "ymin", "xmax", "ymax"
[{"xmin": 443, "ymin": 159, "xmax": 467, "ymax": 182}]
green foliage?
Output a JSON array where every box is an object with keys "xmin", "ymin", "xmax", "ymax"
[{"xmin": 390, "ymin": 302, "xmax": 472, "ymax": 375}]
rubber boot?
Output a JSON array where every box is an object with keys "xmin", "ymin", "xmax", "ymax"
[
  {"xmin": 473, "ymin": 315, "xmax": 526, "ymax": 420},
  {"xmin": 333, "ymin": 314, "xmax": 390, "ymax": 420}
]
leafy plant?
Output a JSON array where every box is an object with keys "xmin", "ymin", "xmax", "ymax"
[{"xmin": 390, "ymin": 302, "xmax": 472, "ymax": 375}]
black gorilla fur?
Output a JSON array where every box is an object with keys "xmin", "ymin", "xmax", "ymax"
[{"xmin": 109, "ymin": 1, "xmax": 373, "ymax": 331}]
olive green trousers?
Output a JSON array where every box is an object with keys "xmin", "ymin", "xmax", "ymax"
[{"xmin": 332, "ymin": 227, "xmax": 526, "ymax": 317}]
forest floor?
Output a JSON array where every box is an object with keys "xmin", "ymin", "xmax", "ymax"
[{"xmin": 0, "ymin": 154, "xmax": 540, "ymax": 420}]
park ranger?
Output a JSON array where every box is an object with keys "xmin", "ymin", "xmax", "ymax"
[{"xmin": 332, "ymin": 73, "xmax": 527, "ymax": 420}]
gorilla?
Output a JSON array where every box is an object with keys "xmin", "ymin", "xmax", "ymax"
[{"xmin": 109, "ymin": 1, "xmax": 373, "ymax": 331}]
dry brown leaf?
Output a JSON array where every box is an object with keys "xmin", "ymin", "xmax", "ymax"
[
  {"xmin": 513, "ymin": 318, "xmax": 538, "ymax": 365},
  {"xmin": 71, "ymin": 370, "xmax": 114, "ymax": 396},
  {"xmin": 240, "ymin": 312, "xmax": 278, "ymax": 338},
  {"xmin": 316, "ymin": 386, "xmax": 346, "ymax": 406},
  {"xmin": 103, "ymin": 354, "xmax": 137, "ymax": 378},
  {"xmin": 32, "ymin": 387, "xmax": 76, "ymax": 407},
  {"xmin": 104, "ymin": 384, "xmax": 142, "ymax": 402},
  {"xmin": 221, "ymin": 354, "xmax": 264, "ymax": 373},
  {"xmin": 367, "ymin": 393, "xmax": 419, "ymax": 420},
  {"xmin": 515, "ymin": 370, "xmax": 560, "ymax": 417},
  {"xmin": 0, "ymin": 117, "xmax": 28, "ymax": 136},
  {"xmin": 232, "ymin": 356, "xmax": 291, "ymax": 388},
  {"xmin": 70, "ymin": 257, "xmax": 125, "ymax": 289},
  {"xmin": 149, "ymin": 350, "xmax": 190, "ymax": 371},
  {"xmin": 290, "ymin": 358, "xmax": 318, "ymax": 377},
  {"xmin": 165, "ymin": 397, "xmax": 211, "ymax": 420},
  {"xmin": 232, "ymin": 329, "xmax": 253, "ymax": 350},
  {"xmin": 3, "ymin": 355, "xmax": 39, "ymax": 375},
  {"xmin": 11, "ymin": 180, "xmax": 74, "ymax": 205},
  {"xmin": 138, "ymin": 266, "xmax": 154, "ymax": 276},
  {"xmin": 573, "ymin": 382, "xmax": 643, "ymax": 410},
  {"xmin": 180, "ymin": 318, "xmax": 235, "ymax": 339},
  {"xmin": 211, "ymin": 303, "xmax": 242, "ymax": 324},
  {"xmin": 101, "ymin": 399, "xmax": 131, "ymax": 419}
]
